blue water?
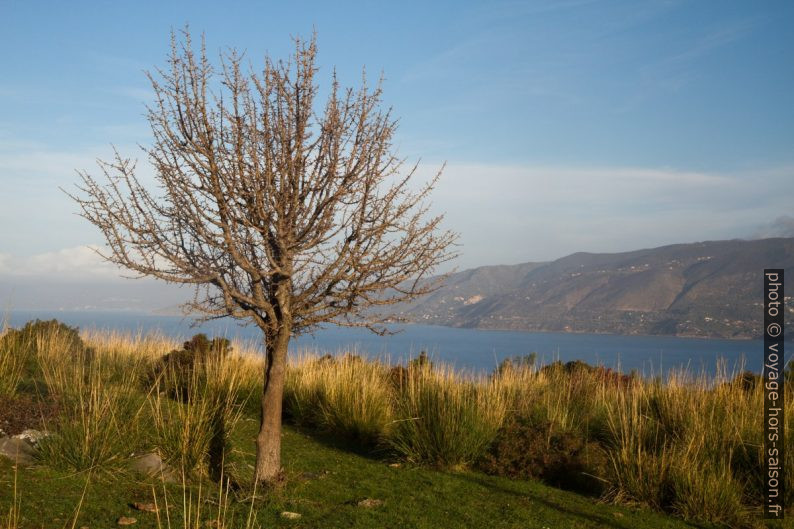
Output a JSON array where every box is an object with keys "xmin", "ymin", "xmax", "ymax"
[{"xmin": 4, "ymin": 310, "xmax": 776, "ymax": 378}]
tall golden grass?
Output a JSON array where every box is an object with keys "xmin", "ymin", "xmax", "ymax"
[
  {"xmin": 0, "ymin": 323, "xmax": 28, "ymax": 400},
  {"xmin": 388, "ymin": 365, "xmax": 508, "ymax": 468},
  {"xmin": 285, "ymin": 354, "xmax": 395, "ymax": 444},
  {"xmin": 34, "ymin": 327, "xmax": 148, "ymax": 472},
  {"xmin": 149, "ymin": 353, "xmax": 246, "ymax": 477}
]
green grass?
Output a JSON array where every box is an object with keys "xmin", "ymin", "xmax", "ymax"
[{"xmin": 1, "ymin": 420, "xmax": 706, "ymax": 529}]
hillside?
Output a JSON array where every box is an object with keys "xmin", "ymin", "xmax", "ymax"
[{"xmin": 396, "ymin": 237, "xmax": 794, "ymax": 339}]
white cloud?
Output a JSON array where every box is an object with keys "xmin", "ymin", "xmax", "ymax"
[
  {"xmin": 423, "ymin": 162, "xmax": 794, "ymax": 267},
  {"xmin": 0, "ymin": 246, "xmax": 124, "ymax": 279},
  {"xmin": 436, "ymin": 164, "xmax": 738, "ymax": 204}
]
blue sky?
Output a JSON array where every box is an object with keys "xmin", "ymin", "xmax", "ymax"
[{"xmin": 1, "ymin": 0, "xmax": 793, "ymax": 282}]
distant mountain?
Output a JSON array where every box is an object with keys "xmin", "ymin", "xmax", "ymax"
[{"xmin": 394, "ymin": 238, "xmax": 794, "ymax": 339}]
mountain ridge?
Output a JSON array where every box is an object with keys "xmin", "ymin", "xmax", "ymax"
[{"xmin": 394, "ymin": 237, "xmax": 794, "ymax": 339}]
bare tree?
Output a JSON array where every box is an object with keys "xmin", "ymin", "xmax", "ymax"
[{"xmin": 69, "ymin": 31, "xmax": 457, "ymax": 484}]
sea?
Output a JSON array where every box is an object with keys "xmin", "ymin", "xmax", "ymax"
[{"xmin": 4, "ymin": 309, "xmax": 780, "ymax": 379}]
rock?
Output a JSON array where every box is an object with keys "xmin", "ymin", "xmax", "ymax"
[
  {"xmin": 357, "ymin": 498, "xmax": 384, "ymax": 508},
  {"xmin": 117, "ymin": 517, "xmax": 137, "ymax": 525},
  {"xmin": 13, "ymin": 429, "xmax": 48, "ymax": 446},
  {"xmin": 131, "ymin": 502, "xmax": 158, "ymax": 513},
  {"xmin": 129, "ymin": 452, "xmax": 179, "ymax": 483},
  {"xmin": 129, "ymin": 452, "xmax": 163, "ymax": 474},
  {"xmin": 0, "ymin": 437, "xmax": 36, "ymax": 465},
  {"xmin": 388, "ymin": 463, "xmax": 401, "ymax": 468},
  {"xmin": 280, "ymin": 512, "xmax": 301, "ymax": 520}
]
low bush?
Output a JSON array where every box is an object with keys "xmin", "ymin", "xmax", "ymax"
[
  {"xmin": 148, "ymin": 333, "xmax": 231, "ymax": 400},
  {"xmin": 726, "ymin": 370, "xmax": 760, "ymax": 392},
  {"xmin": 1, "ymin": 319, "xmax": 92, "ymax": 362},
  {"xmin": 408, "ymin": 350, "xmax": 433, "ymax": 371},
  {"xmin": 478, "ymin": 414, "xmax": 609, "ymax": 495},
  {"xmin": 494, "ymin": 352, "xmax": 537, "ymax": 377},
  {"xmin": 0, "ymin": 319, "xmax": 93, "ymax": 397}
]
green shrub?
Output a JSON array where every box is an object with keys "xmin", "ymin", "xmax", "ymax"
[
  {"xmin": 494, "ymin": 352, "xmax": 537, "ymax": 377},
  {"xmin": 478, "ymin": 413, "xmax": 609, "ymax": 495},
  {"xmin": 724, "ymin": 370, "xmax": 760, "ymax": 392},
  {"xmin": 0, "ymin": 319, "xmax": 90, "ymax": 356},
  {"xmin": 408, "ymin": 350, "xmax": 433, "ymax": 371},
  {"xmin": 0, "ymin": 320, "xmax": 93, "ymax": 392},
  {"xmin": 149, "ymin": 333, "xmax": 231, "ymax": 400}
]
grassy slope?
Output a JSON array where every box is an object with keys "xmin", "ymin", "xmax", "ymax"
[{"xmin": 1, "ymin": 419, "xmax": 703, "ymax": 529}]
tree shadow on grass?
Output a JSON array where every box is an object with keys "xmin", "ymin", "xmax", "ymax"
[
  {"xmin": 284, "ymin": 422, "xmax": 391, "ymax": 464},
  {"xmin": 450, "ymin": 472, "xmax": 710, "ymax": 529}
]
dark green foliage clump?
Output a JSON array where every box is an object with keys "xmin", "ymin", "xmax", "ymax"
[
  {"xmin": 388, "ymin": 351, "xmax": 434, "ymax": 390},
  {"xmin": 0, "ymin": 319, "xmax": 89, "ymax": 354},
  {"xmin": 150, "ymin": 333, "xmax": 231, "ymax": 400},
  {"xmin": 0, "ymin": 319, "xmax": 92, "ymax": 377},
  {"xmin": 478, "ymin": 414, "xmax": 609, "ymax": 496},
  {"xmin": 408, "ymin": 350, "xmax": 433, "ymax": 370},
  {"xmin": 540, "ymin": 360, "xmax": 636, "ymax": 389},
  {"xmin": 495, "ymin": 352, "xmax": 537, "ymax": 376},
  {"xmin": 729, "ymin": 370, "xmax": 760, "ymax": 392}
]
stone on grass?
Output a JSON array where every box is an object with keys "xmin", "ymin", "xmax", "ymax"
[
  {"xmin": 131, "ymin": 502, "xmax": 158, "ymax": 513},
  {"xmin": 129, "ymin": 452, "xmax": 179, "ymax": 483},
  {"xmin": 117, "ymin": 516, "xmax": 137, "ymax": 525},
  {"xmin": 357, "ymin": 498, "xmax": 384, "ymax": 508},
  {"xmin": 0, "ymin": 437, "xmax": 36, "ymax": 465},
  {"xmin": 280, "ymin": 511, "xmax": 302, "ymax": 520}
]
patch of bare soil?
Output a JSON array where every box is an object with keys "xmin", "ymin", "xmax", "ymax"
[{"xmin": 0, "ymin": 393, "xmax": 59, "ymax": 436}]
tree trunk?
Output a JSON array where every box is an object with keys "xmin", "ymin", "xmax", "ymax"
[{"xmin": 254, "ymin": 322, "xmax": 290, "ymax": 484}]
